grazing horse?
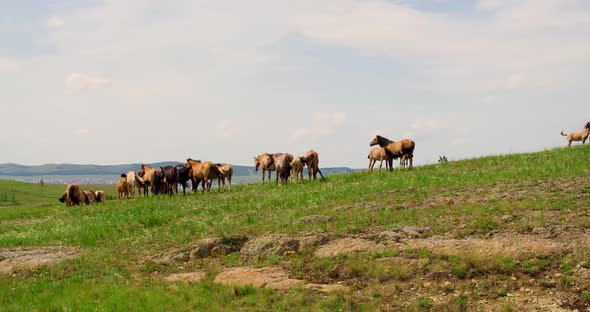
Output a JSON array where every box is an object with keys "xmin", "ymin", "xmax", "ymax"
[
  {"xmin": 290, "ymin": 157, "xmax": 306, "ymax": 183},
  {"xmin": 95, "ymin": 190, "xmax": 106, "ymax": 203},
  {"xmin": 126, "ymin": 171, "xmax": 146, "ymax": 199},
  {"xmin": 116, "ymin": 174, "xmax": 129, "ymax": 199},
  {"xmin": 370, "ymin": 135, "xmax": 415, "ymax": 169},
  {"xmin": 254, "ymin": 153, "xmax": 276, "ymax": 183},
  {"xmin": 175, "ymin": 164, "xmax": 190, "ymax": 195},
  {"xmin": 84, "ymin": 191, "xmax": 97, "ymax": 204},
  {"xmin": 216, "ymin": 164, "xmax": 233, "ymax": 191},
  {"xmin": 305, "ymin": 150, "xmax": 325, "ymax": 180},
  {"xmin": 58, "ymin": 184, "xmax": 89, "ymax": 206},
  {"xmin": 561, "ymin": 122, "xmax": 590, "ymax": 147},
  {"xmin": 160, "ymin": 166, "xmax": 178, "ymax": 196},
  {"xmin": 271, "ymin": 153, "xmax": 294, "ymax": 184},
  {"xmin": 186, "ymin": 158, "xmax": 219, "ymax": 193},
  {"xmin": 368, "ymin": 147, "xmax": 391, "ymax": 173},
  {"xmin": 139, "ymin": 164, "xmax": 162, "ymax": 196}
]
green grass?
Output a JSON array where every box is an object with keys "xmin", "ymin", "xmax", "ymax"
[{"xmin": 0, "ymin": 146, "xmax": 589, "ymax": 311}]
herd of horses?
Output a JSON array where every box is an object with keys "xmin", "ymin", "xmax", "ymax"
[{"xmin": 57, "ymin": 123, "xmax": 588, "ymax": 206}]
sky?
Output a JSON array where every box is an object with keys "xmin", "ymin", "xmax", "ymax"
[{"xmin": 1, "ymin": 0, "xmax": 589, "ymax": 168}]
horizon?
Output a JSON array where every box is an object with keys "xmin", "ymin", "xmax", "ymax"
[{"xmin": 1, "ymin": 1, "xmax": 589, "ymax": 167}]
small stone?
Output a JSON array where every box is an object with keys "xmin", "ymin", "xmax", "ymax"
[{"xmin": 511, "ymin": 276, "xmax": 517, "ymax": 281}]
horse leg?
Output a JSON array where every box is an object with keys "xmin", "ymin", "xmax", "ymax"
[{"xmin": 409, "ymin": 155, "xmax": 413, "ymax": 169}]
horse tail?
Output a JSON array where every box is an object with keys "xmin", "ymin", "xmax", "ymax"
[
  {"xmin": 317, "ymin": 168, "xmax": 326, "ymax": 180},
  {"xmin": 561, "ymin": 131, "xmax": 567, "ymax": 136},
  {"xmin": 121, "ymin": 173, "xmax": 127, "ymax": 178}
]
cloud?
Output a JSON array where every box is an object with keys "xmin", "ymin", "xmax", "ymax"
[
  {"xmin": 292, "ymin": 112, "xmax": 347, "ymax": 140},
  {"xmin": 505, "ymin": 73, "xmax": 527, "ymax": 89},
  {"xmin": 65, "ymin": 73, "xmax": 111, "ymax": 92},
  {"xmin": 47, "ymin": 16, "xmax": 65, "ymax": 28}
]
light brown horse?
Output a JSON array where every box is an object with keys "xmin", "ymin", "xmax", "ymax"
[
  {"xmin": 126, "ymin": 171, "xmax": 145, "ymax": 199},
  {"xmin": 305, "ymin": 150, "xmax": 325, "ymax": 180},
  {"xmin": 254, "ymin": 153, "xmax": 276, "ymax": 183},
  {"xmin": 84, "ymin": 191, "xmax": 97, "ymax": 204},
  {"xmin": 139, "ymin": 164, "xmax": 161, "ymax": 196},
  {"xmin": 216, "ymin": 163, "xmax": 233, "ymax": 191},
  {"xmin": 116, "ymin": 174, "xmax": 129, "ymax": 199},
  {"xmin": 368, "ymin": 147, "xmax": 391, "ymax": 173},
  {"xmin": 186, "ymin": 158, "xmax": 219, "ymax": 193},
  {"xmin": 290, "ymin": 156, "xmax": 306, "ymax": 183},
  {"xmin": 561, "ymin": 122, "xmax": 590, "ymax": 147},
  {"xmin": 370, "ymin": 135, "xmax": 415, "ymax": 169}
]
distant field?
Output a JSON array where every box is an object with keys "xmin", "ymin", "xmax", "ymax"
[{"xmin": 1, "ymin": 146, "xmax": 589, "ymax": 311}]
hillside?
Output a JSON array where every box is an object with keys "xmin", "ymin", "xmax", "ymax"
[{"xmin": 1, "ymin": 146, "xmax": 589, "ymax": 311}]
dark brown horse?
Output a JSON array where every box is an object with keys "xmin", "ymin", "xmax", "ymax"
[
  {"xmin": 175, "ymin": 164, "xmax": 190, "ymax": 195},
  {"xmin": 160, "ymin": 166, "xmax": 178, "ymax": 196},
  {"xmin": 369, "ymin": 135, "xmax": 415, "ymax": 169}
]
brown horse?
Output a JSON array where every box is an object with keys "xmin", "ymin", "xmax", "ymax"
[
  {"xmin": 95, "ymin": 190, "xmax": 106, "ymax": 203},
  {"xmin": 84, "ymin": 191, "xmax": 97, "ymax": 204},
  {"xmin": 216, "ymin": 164, "xmax": 233, "ymax": 191},
  {"xmin": 254, "ymin": 153, "xmax": 276, "ymax": 183},
  {"xmin": 305, "ymin": 150, "xmax": 325, "ymax": 180},
  {"xmin": 186, "ymin": 158, "xmax": 219, "ymax": 193},
  {"xmin": 370, "ymin": 135, "xmax": 415, "ymax": 169},
  {"xmin": 561, "ymin": 122, "xmax": 590, "ymax": 147},
  {"xmin": 368, "ymin": 147, "xmax": 391, "ymax": 173},
  {"xmin": 58, "ymin": 184, "xmax": 89, "ymax": 206},
  {"xmin": 271, "ymin": 153, "xmax": 293, "ymax": 184}
]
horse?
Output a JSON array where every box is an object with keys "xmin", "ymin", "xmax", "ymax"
[
  {"xmin": 216, "ymin": 164, "xmax": 233, "ymax": 191},
  {"xmin": 561, "ymin": 122, "xmax": 590, "ymax": 147},
  {"xmin": 368, "ymin": 147, "xmax": 391, "ymax": 173},
  {"xmin": 95, "ymin": 190, "xmax": 106, "ymax": 203},
  {"xmin": 84, "ymin": 190, "xmax": 97, "ymax": 204},
  {"xmin": 139, "ymin": 164, "xmax": 162, "ymax": 196},
  {"xmin": 369, "ymin": 135, "xmax": 415, "ymax": 169},
  {"xmin": 254, "ymin": 153, "xmax": 276, "ymax": 183},
  {"xmin": 271, "ymin": 153, "xmax": 293, "ymax": 184},
  {"xmin": 186, "ymin": 158, "xmax": 219, "ymax": 193},
  {"xmin": 58, "ymin": 183, "xmax": 89, "ymax": 206},
  {"xmin": 175, "ymin": 164, "xmax": 190, "ymax": 195},
  {"xmin": 116, "ymin": 174, "xmax": 129, "ymax": 199},
  {"xmin": 126, "ymin": 171, "xmax": 146, "ymax": 199},
  {"xmin": 160, "ymin": 166, "xmax": 178, "ymax": 196},
  {"xmin": 290, "ymin": 157, "xmax": 306, "ymax": 183},
  {"xmin": 305, "ymin": 150, "xmax": 325, "ymax": 180}
]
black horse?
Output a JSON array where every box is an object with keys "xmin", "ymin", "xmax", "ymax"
[
  {"xmin": 175, "ymin": 164, "xmax": 190, "ymax": 195},
  {"xmin": 160, "ymin": 166, "xmax": 178, "ymax": 196}
]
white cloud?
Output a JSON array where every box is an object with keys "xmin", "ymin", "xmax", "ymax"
[
  {"xmin": 65, "ymin": 73, "xmax": 111, "ymax": 92},
  {"xmin": 47, "ymin": 16, "xmax": 65, "ymax": 28}
]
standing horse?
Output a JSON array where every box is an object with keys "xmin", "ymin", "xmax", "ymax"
[
  {"xmin": 216, "ymin": 164, "xmax": 233, "ymax": 191},
  {"xmin": 271, "ymin": 153, "xmax": 293, "ymax": 184},
  {"xmin": 186, "ymin": 158, "xmax": 219, "ymax": 193},
  {"xmin": 160, "ymin": 166, "xmax": 178, "ymax": 196},
  {"xmin": 305, "ymin": 150, "xmax": 325, "ymax": 180},
  {"xmin": 254, "ymin": 153, "xmax": 276, "ymax": 183},
  {"xmin": 139, "ymin": 164, "xmax": 162, "ymax": 196},
  {"xmin": 175, "ymin": 164, "xmax": 190, "ymax": 195},
  {"xmin": 369, "ymin": 135, "xmax": 415, "ymax": 169},
  {"xmin": 368, "ymin": 147, "xmax": 391, "ymax": 173}
]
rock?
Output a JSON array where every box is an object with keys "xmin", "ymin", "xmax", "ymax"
[
  {"xmin": 305, "ymin": 283, "xmax": 351, "ymax": 293},
  {"xmin": 189, "ymin": 236, "xmax": 248, "ymax": 259},
  {"xmin": 0, "ymin": 247, "xmax": 80, "ymax": 275},
  {"xmin": 214, "ymin": 266, "xmax": 303, "ymax": 290},
  {"xmin": 164, "ymin": 272, "xmax": 206, "ymax": 283},
  {"xmin": 314, "ymin": 238, "xmax": 376, "ymax": 258},
  {"xmin": 295, "ymin": 215, "xmax": 333, "ymax": 224},
  {"xmin": 240, "ymin": 234, "xmax": 300, "ymax": 260},
  {"xmin": 501, "ymin": 215, "xmax": 514, "ymax": 223}
]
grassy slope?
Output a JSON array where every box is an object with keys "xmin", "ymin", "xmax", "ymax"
[{"xmin": 0, "ymin": 146, "xmax": 589, "ymax": 311}]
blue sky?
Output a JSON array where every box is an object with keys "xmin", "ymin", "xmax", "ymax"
[{"xmin": 1, "ymin": 0, "xmax": 589, "ymax": 167}]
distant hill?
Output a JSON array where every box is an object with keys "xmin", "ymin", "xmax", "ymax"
[{"xmin": 0, "ymin": 163, "xmax": 354, "ymax": 177}]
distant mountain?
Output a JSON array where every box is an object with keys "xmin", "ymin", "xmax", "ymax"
[{"xmin": 0, "ymin": 163, "xmax": 354, "ymax": 177}]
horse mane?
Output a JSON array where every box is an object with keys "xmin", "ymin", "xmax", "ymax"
[
  {"xmin": 377, "ymin": 135, "xmax": 393, "ymax": 146},
  {"xmin": 120, "ymin": 173, "xmax": 126, "ymax": 178},
  {"xmin": 586, "ymin": 121, "xmax": 590, "ymax": 129}
]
